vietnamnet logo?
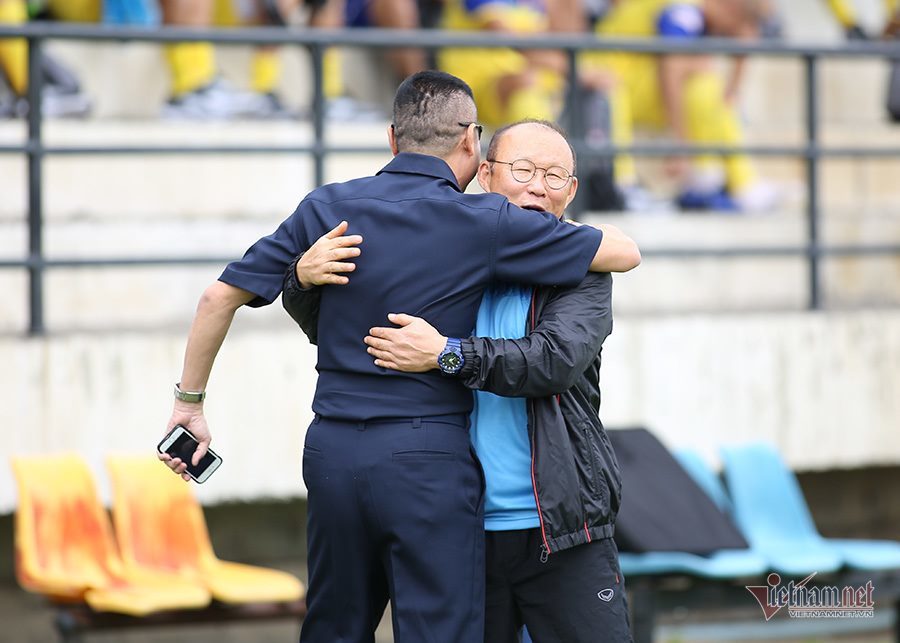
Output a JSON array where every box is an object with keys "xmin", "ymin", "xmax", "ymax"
[{"xmin": 746, "ymin": 573, "xmax": 875, "ymax": 620}]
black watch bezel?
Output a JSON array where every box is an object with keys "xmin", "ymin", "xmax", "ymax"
[{"xmin": 437, "ymin": 338, "xmax": 464, "ymax": 375}]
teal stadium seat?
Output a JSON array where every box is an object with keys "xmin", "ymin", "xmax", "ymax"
[
  {"xmin": 618, "ymin": 450, "xmax": 767, "ymax": 579},
  {"xmin": 617, "ymin": 548, "xmax": 768, "ymax": 579},
  {"xmin": 610, "ymin": 428, "xmax": 767, "ymax": 579},
  {"xmin": 673, "ymin": 450, "xmax": 733, "ymax": 514},
  {"xmin": 720, "ymin": 443, "xmax": 900, "ymax": 574}
]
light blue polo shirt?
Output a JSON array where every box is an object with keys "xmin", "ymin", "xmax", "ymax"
[{"xmin": 470, "ymin": 284, "xmax": 540, "ymax": 531}]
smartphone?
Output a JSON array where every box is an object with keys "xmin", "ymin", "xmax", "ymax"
[{"xmin": 157, "ymin": 424, "xmax": 223, "ymax": 483}]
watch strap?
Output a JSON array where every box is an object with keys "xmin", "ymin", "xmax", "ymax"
[{"xmin": 174, "ymin": 382, "xmax": 206, "ymax": 403}]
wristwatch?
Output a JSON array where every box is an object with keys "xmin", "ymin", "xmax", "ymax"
[
  {"xmin": 437, "ymin": 338, "xmax": 464, "ymax": 375},
  {"xmin": 174, "ymin": 382, "xmax": 206, "ymax": 403}
]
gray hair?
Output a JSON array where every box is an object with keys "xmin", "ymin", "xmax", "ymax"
[{"xmin": 487, "ymin": 119, "xmax": 577, "ymax": 175}]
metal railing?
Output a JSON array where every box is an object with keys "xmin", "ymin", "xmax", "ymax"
[{"xmin": 1, "ymin": 22, "xmax": 899, "ymax": 333}]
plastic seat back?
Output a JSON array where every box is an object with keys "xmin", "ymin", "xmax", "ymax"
[
  {"xmin": 720, "ymin": 443, "xmax": 822, "ymax": 545},
  {"xmin": 108, "ymin": 455, "xmax": 305, "ymax": 604},
  {"xmin": 11, "ymin": 454, "xmax": 123, "ymax": 597},
  {"xmin": 106, "ymin": 455, "xmax": 216, "ymax": 576}
]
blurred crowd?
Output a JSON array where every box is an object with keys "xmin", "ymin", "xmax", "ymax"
[{"xmin": 1, "ymin": 0, "xmax": 898, "ymax": 212}]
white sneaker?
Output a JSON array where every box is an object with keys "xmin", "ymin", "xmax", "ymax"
[
  {"xmin": 620, "ymin": 184, "xmax": 675, "ymax": 214},
  {"xmin": 0, "ymin": 84, "xmax": 91, "ymax": 119},
  {"xmin": 324, "ymin": 96, "xmax": 385, "ymax": 122},
  {"xmin": 42, "ymin": 84, "xmax": 92, "ymax": 118},
  {"xmin": 684, "ymin": 167, "xmax": 727, "ymax": 194},
  {"xmin": 735, "ymin": 181, "xmax": 781, "ymax": 213},
  {"xmin": 161, "ymin": 78, "xmax": 270, "ymax": 120},
  {"xmin": 243, "ymin": 92, "xmax": 300, "ymax": 120}
]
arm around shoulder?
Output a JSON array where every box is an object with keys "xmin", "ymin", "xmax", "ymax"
[{"xmin": 589, "ymin": 223, "xmax": 641, "ymax": 273}]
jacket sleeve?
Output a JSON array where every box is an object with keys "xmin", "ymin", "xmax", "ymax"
[
  {"xmin": 281, "ymin": 253, "xmax": 321, "ymax": 345},
  {"xmin": 458, "ymin": 272, "xmax": 613, "ymax": 397}
]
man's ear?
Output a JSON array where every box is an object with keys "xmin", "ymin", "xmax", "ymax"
[
  {"xmin": 388, "ymin": 124, "xmax": 400, "ymax": 156},
  {"xmin": 476, "ymin": 161, "xmax": 492, "ymax": 193},
  {"xmin": 564, "ymin": 176, "xmax": 579, "ymax": 210},
  {"xmin": 461, "ymin": 124, "xmax": 478, "ymax": 157}
]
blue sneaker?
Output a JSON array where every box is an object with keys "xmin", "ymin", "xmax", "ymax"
[{"xmin": 676, "ymin": 187, "xmax": 739, "ymax": 212}]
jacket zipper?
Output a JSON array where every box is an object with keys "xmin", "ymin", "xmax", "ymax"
[{"xmin": 529, "ymin": 290, "xmax": 552, "ymax": 562}]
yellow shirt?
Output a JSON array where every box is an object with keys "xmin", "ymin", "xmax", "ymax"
[
  {"xmin": 597, "ymin": 0, "xmax": 703, "ymax": 38},
  {"xmin": 442, "ymin": 0, "xmax": 548, "ymax": 34}
]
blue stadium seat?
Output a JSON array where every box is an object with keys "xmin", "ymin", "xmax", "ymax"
[
  {"xmin": 828, "ymin": 538, "xmax": 900, "ymax": 571},
  {"xmin": 618, "ymin": 548, "xmax": 767, "ymax": 579},
  {"xmin": 673, "ymin": 450, "xmax": 733, "ymax": 514},
  {"xmin": 614, "ymin": 444, "xmax": 767, "ymax": 580},
  {"xmin": 720, "ymin": 444, "xmax": 900, "ymax": 574}
]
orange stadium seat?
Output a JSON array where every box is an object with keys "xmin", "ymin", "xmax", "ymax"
[
  {"xmin": 106, "ymin": 455, "xmax": 304, "ymax": 605},
  {"xmin": 10, "ymin": 454, "xmax": 211, "ymax": 616}
]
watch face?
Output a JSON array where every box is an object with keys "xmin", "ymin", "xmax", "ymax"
[{"xmin": 440, "ymin": 352, "xmax": 462, "ymax": 372}]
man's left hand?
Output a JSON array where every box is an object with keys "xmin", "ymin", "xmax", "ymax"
[
  {"xmin": 364, "ymin": 313, "xmax": 446, "ymax": 373},
  {"xmin": 297, "ymin": 220, "xmax": 362, "ymax": 288}
]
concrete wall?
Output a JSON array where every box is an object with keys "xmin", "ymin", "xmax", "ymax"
[{"xmin": 1, "ymin": 308, "xmax": 898, "ymax": 514}]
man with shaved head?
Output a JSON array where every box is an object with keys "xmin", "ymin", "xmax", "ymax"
[{"xmin": 284, "ymin": 119, "xmax": 633, "ymax": 641}]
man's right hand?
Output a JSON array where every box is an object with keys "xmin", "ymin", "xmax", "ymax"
[
  {"xmin": 297, "ymin": 220, "xmax": 363, "ymax": 288},
  {"xmin": 159, "ymin": 401, "xmax": 211, "ymax": 482},
  {"xmin": 365, "ymin": 313, "xmax": 446, "ymax": 373}
]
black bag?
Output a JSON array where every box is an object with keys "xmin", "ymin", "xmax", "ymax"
[
  {"xmin": 608, "ymin": 428, "xmax": 748, "ymax": 555},
  {"xmin": 888, "ymin": 59, "xmax": 900, "ymax": 123},
  {"xmin": 582, "ymin": 89, "xmax": 625, "ymax": 211},
  {"xmin": 561, "ymin": 87, "xmax": 624, "ymax": 212}
]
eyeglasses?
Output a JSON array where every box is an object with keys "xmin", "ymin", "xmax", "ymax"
[
  {"xmin": 458, "ymin": 121, "xmax": 483, "ymax": 140},
  {"xmin": 487, "ymin": 158, "xmax": 574, "ymax": 190}
]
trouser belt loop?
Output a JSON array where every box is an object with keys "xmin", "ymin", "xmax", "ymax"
[
  {"xmin": 412, "ymin": 417, "xmax": 422, "ymax": 429},
  {"xmin": 312, "ymin": 414, "xmax": 321, "ymax": 424}
]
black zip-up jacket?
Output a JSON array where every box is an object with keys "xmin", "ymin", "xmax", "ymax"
[{"xmin": 282, "ymin": 260, "xmax": 622, "ymax": 556}]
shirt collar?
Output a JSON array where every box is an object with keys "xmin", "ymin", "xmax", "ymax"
[{"xmin": 377, "ymin": 152, "xmax": 463, "ymax": 192}]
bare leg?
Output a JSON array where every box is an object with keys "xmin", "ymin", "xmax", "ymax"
[
  {"xmin": 310, "ymin": 0, "xmax": 346, "ymax": 99},
  {"xmin": 161, "ymin": 0, "xmax": 214, "ymax": 26},
  {"xmin": 368, "ymin": 0, "xmax": 426, "ymax": 80},
  {"xmin": 0, "ymin": 0, "xmax": 27, "ymax": 95}
]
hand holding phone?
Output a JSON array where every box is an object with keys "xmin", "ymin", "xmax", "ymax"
[{"xmin": 157, "ymin": 424, "xmax": 223, "ymax": 483}]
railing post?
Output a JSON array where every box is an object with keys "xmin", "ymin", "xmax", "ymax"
[
  {"xmin": 804, "ymin": 55, "xmax": 821, "ymax": 310},
  {"xmin": 26, "ymin": 36, "xmax": 44, "ymax": 335},
  {"xmin": 310, "ymin": 43, "xmax": 325, "ymax": 188}
]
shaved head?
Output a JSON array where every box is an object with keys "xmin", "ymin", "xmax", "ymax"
[{"xmin": 392, "ymin": 71, "xmax": 477, "ymax": 157}]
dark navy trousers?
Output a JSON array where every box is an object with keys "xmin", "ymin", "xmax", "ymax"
[{"xmin": 299, "ymin": 413, "xmax": 486, "ymax": 643}]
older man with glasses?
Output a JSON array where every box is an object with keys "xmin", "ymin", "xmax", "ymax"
[{"xmin": 283, "ymin": 119, "xmax": 634, "ymax": 642}]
